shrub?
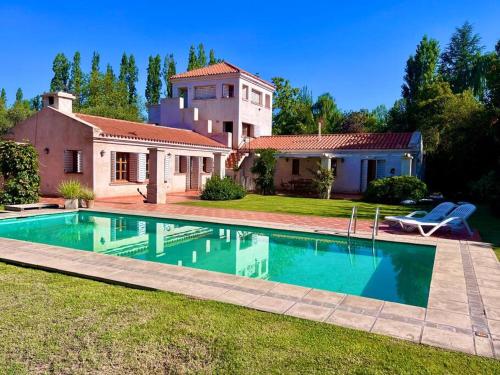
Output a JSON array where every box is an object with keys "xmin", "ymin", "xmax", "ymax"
[
  {"xmin": 470, "ymin": 171, "xmax": 500, "ymax": 217},
  {"xmin": 58, "ymin": 180, "xmax": 82, "ymax": 199},
  {"xmin": 251, "ymin": 148, "xmax": 277, "ymax": 195},
  {"xmin": 200, "ymin": 176, "xmax": 246, "ymax": 201},
  {"xmin": 0, "ymin": 141, "xmax": 40, "ymax": 205},
  {"xmin": 312, "ymin": 163, "xmax": 335, "ymax": 199},
  {"xmin": 364, "ymin": 176, "xmax": 428, "ymax": 204},
  {"xmin": 79, "ymin": 187, "xmax": 95, "ymax": 201}
]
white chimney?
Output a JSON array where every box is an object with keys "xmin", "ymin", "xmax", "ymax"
[{"xmin": 42, "ymin": 92, "xmax": 75, "ymax": 114}]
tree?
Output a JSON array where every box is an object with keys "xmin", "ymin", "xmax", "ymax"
[
  {"xmin": 209, "ymin": 49, "xmax": 218, "ymax": 65},
  {"xmin": 251, "ymin": 149, "xmax": 277, "ymax": 195},
  {"xmin": 402, "ymin": 36, "xmax": 440, "ymax": 106},
  {"xmin": 30, "ymin": 95, "xmax": 42, "ymax": 111},
  {"xmin": 145, "ymin": 54, "xmax": 162, "ymax": 105},
  {"xmin": 127, "ymin": 55, "xmax": 138, "ymax": 104},
  {"xmin": 484, "ymin": 40, "xmax": 500, "ymax": 108},
  {"xmin": 0, "ymin": 89, "xmax": 8, "ymax": 133},
  {"xmin": 439, "ymin": 22, "xmax": 485, "ymax": 96},
  {"xmin": 69, "ymin": 52, "xmax": 83, "ymax": 109},
  {"xmin": 370, "ymin": 104, "xmax": 389, "ymax": 132},
  {"xmin": 50, "ymin": 53, "xmax": 71, "ymax": 92},
  {"xmin": 119, "ymin": 53, "xmax": 128, "ymax": 83},
  {"xmin": 88, "ymin": 52, "xmax": 101, "ymax": 107},
  {"xmin": 6, "ymin": 88, "xmax": 32, "ymax": 126},
  {"xmin": 162, "ymin": 54, "xmax": 176, "ymax": 98},
  {"xmin": 0, "ymin": 89, "xmax": 6, "ymax": 110},
  {"xmin": 271, "ymin": 77, "xmax": 316, "ymax": 135},
  {"xmin": 312, "ymin": 93, "xmax": 343, "ymax": 133},
  {"xmin": 340, "ymin": 110, "xmax": 377, "ymax": 133},
  {"xmin": 187, "ymin": 45, "xmax": 197, "ymax": 71},
  {"xmin": 197, "ymin": 43, "xmax": 207, "ymax": 68}
]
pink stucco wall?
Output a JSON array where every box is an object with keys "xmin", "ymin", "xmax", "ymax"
[{"xmin": 6, "ymin": 107, "xmax": 94, "ymax": 196}]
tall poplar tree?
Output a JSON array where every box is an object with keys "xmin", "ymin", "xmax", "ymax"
[
  {"xmin": 127, "ymin": 55, "xmax": 138, "ymax": 104},
  {"xmin": 197, "ymin": 43, "xmax": 207, "ymax": 67},
  {"xmin": 145, "ymin": 55, "xmax": 162, "ymax": 105},
  {"xmin": 402, "ymin": 36, "xmax": 440, "ymax": 106},
  {"xmin": 88, "ymin": 52, "xmax": 101, "ymax": 107},
  {"xmin": 209, "ymin": 49, "xmax": 218, "ymax": 65},
  {"xmin": 69, "ymin": 52, "xmax": 83, "ymax": 109},
  {"xmin": 50, "ymin": 53, "xmax": 70, "ymax": 92},
  {"xmin": 162, "ymin": 54, "xmax": 176, "ymax": 98},
  {"xmin": 187, "ymin": 45, "xmax": 197, "ymax": 71},
  {"xmin": 0, "ymin": 89, "xmax": 6, "ymax": 110},
  {"xmin": 119, "ymin": 53, "xmax": 128, "ymax": 83}
]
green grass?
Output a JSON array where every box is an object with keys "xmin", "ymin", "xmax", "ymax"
[
  {"xmin": 179, "ymin": 194, "xmax": 414, "ymax": 220},
  {"xmin": 470, "ymin": 205, "xmax": 500, "ymax": 259},
  {"xmin": 0, "ymin": 263, "xmax": 498, "ymax": 374}
]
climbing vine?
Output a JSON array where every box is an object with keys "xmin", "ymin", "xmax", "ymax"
[{"xmin": 0, "ymin": 140, "xmax": 40, "ymax": 204}]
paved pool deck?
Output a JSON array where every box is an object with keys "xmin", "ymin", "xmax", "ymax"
[{"xmin": 0, "ymin": 207, "xmax": 498, "ymax": 359}]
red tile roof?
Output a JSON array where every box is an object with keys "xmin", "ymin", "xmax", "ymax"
[
  {"xmin": 246, "ymin": 133, "xmax": 414, "ymax": 151},
  {"xmin": 75, "ymin": 113, "xmax": 228, "ymax": 149},
  {"xmin": 171, "ymin": 62, "xmax": 274, "ymax": 88}
]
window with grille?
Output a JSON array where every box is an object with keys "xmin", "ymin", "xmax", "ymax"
[
  {"xmin": 64, "ymin": 150, "xmax": 82, "ymax": 173},
  {"xmin": 115, "ymin": 152, "xmax": 129, "ymax": 181},
  {"xmin": 265, "ymin": 94, "xmax": 271, "ymax": 108},
  {"xmin": 175, "ymin": 155, "xmax": 187, "ymax": 174},
  {"xmin": 242, "ymin": 85, "xmax": 249, "ymax": 100},
  {"xmin": 222, "ymin": 84, "xmax": 234, "ymax": 98},
  {"xmin": 194, "ymin": 85, "xmax": 216, "ymax": 100},
  {"xmin": 202, "ymin": 157, "xmax": 213, "ymax": 173},
  {"xmin": 251, "ymin": 89, "xmax": 262, "ymax": 105}
]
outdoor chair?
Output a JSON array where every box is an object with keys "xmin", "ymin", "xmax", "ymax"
[{"xmin": 385, "ymin": 202, "xmax": 457, "ymax": 227}]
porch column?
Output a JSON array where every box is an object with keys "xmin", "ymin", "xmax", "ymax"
[
  {"xmin": 213, "ymin": 152, "xmax": 225, "ymax": 178},
  {"xmin": 401, "ymin": 153, "xmax": 413, "ymax": 176},
  {"xmin": 320, "ymin": 153, "xmax": 332, "ymax": 170},
  {"xmin": 147, "ymin": 148, "xmax": 167, "ymax": 204}
]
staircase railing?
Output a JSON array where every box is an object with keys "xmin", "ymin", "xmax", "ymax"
[{"xmin": 347, "ymin": 206, "xmax": 357, "ymax": 238}]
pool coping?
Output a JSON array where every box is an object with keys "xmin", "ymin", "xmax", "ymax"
[{"xmin": 0, "ymin": 207, "xmax": 498, "ymax": 359}]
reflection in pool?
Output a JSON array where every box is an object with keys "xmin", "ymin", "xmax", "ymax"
[{"xmin": 0, "ymin": 211, "xmax": 436, "ymax": 307}]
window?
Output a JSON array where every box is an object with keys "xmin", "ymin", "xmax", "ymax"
[
  {"xmin": 202, "ymin": 157, "xmax": 213, "ymax": 173},
  {"xmin": 242, "ymin": 85, "xmax": 249, "ymax": 100},
  {"xmin": 194, "ymin": 85, "xmax": 216, "ymax": 100},
  {"xmin": 48, "ymin": 96, "xmax": 54, "ymax": 105},
  {"xmin": 64, "ymin": 150, "xmax": 82, "ymax": 173},
  {"xmin": 292, "ymin": 159, "xmax": 300, "ymax": 175},
  {"xmin": 175, "ymin": 155, "xmax": 187, "ymax": 174},
  {"xmin": 251, "ymin": 89, "xmax": 262, "ymax": 105},
  {"xmin": 145, "ymin": 154, "xmax": 150, "ymax": 179},
  {"xmin": 331, "ymin": 158, "xmax": 338, "ymax": 177},
  {"xmin": 265, "ymin": 94, "xmax": 271, "ymax": 108},
  {"xmin": 223, "ymin": 121, "xmax": 233, "ymax": 133},
  {"xmin": 222, "ymin": 84, "xmax": 234, "ymax": 98},
  {"xmin": 115, "ymin": 152, "xmax": 129, "ymax": 181}
]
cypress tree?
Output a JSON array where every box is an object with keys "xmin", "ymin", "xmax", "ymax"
[
  {"xmin": 197, "ymin": 43, "xmax": 207, "ymax": 68},
  {"xmin": 50, "ymin": 53, "xmax": 70, "ymax": 92},
  {"xmin": 209, "ymin": 49, "xmax": 217, "ymax": 65},
  {"xmin": 88, "ymin": 52, "xmax": 101, "ymax": 107},
  {"xmin": 187, "ymin": 45, "xmax": 197, "ymax": 71},
  {"xmin": 15, "ymin": 88, "xmax": 23, "ymax": 103},
  {"xmin": 162, "ymin": 54, "xmax": 176, "ymax": 98},
  {"xmin": 127, "ymin": 55, "xmax": 138, "ymax": 104},
  {"xmin": 119, "ymin": 53, "xmax": 128, "ymax": 83},
  {"xmin": 145, "ymin": 55, "xmax": 162, "ymax": 105},
  {"xmin": 69, "ymin": 52, "xmax": 83, "ymax": 109},
  {"xmin": 0, "ymin": 89, "xmax": 6, "ymax": 110}
]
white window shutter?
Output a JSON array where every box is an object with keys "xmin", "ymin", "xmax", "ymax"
[
  {"xmin": 164, "ymin": 154, "xmax": 171, "ymax": 182},
  {"xmin": 64, "ymin": 150, "xmax": 72, "ymax": 173},
  {"xmin": 175, "ymin": 155, "xmax": 180, "ymax": 173},
  {"xmin": 376, "ymin": 160, "xmax": 386, "ymax": 179},
  {"xmin": 110, "ymin": 151, "xmax": 116, "ymax": 182},
  {"xmin": 137, "ymin": 153, "xmax": 147, "ymax": 182},
  {"xmin": 76, "ymin": 151, "xmax": 83, "ymax": 173},
  {"xmin": 206, "ymin": 158, "xmax": 213, "ymax": 173},
  {"xmin": 360, "ymin": 160, "xmax": 368, "ymax": 192}
]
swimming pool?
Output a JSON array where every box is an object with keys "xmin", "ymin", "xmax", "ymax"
[{"xmin": 0, "ymin": 211, "xmax": 436, "ymax": 307}]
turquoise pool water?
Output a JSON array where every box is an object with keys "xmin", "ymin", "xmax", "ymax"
[{"xmin": 0, "ymin": 211, "xmax": 436, "ymax": 307}]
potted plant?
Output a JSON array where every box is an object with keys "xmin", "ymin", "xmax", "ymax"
[
  {"xmin": 80, "ymin": 187, "xmax": 95, "ymax": 209},
  {"xmin": 57, "ymin": 180, "xmax": 82, "ymax": 209}
]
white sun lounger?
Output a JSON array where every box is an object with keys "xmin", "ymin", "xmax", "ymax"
[
  {"xmin": 385, "ymin": 202, "xmax": 457, "ymax": 224},
  {"xmin": 397, "ymin": 204, "xmax": 476, "ymax": 237}
]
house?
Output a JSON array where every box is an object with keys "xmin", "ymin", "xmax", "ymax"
[
  {"xmin": 235, "ymin": 132, "xmax": 423, "ymax": 194},
  {"xmin": 6, "ymin": 91, "xmax": 230, "ymax": 203},
  {"xmin": 6, "ymin": 61, "xmax": 423, "ymax": 201}
]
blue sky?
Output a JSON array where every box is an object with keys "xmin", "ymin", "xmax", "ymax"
[{"xmin": 0, "ymin": 1, "xmax": 498, "ymax": 110}]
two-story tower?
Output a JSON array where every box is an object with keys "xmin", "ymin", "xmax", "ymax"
[{"xmin": 148, "ymin": 62, "xmax": 274, "ymax": 149}]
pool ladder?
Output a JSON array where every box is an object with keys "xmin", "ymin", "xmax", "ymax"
[{"xmin": 347, "ymin": 206, "xmax": 380, "ymax": 240}]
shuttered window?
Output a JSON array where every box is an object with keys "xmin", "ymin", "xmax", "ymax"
[
  {"xmin": 64, "ymin": 150, "xmax": 82, "ymax": 173},
  {"xmin": 137, "ymin": 153, "xmax": 147, "ymax": 182},
  {"xmin": 164, "ymin": 154, "xmax": 171, "ymax": 182},
  {"xmin": 265, "ymin": 94, "xmax": 271, "ymax": 108},
  {"xmin": 242, "ymin": 85, "xmax": 249, "ymax": 100},
  {"xmin": 222, "ymin": 84, "xmax": 234, "ymax": 98},
  {"xmin": 115, "ymin": 152, "xmax": 129, "ymax": 181},
  {"xmin": 376, "ymin": 160, "xmax": 386, "ymax": 179},
  {"xmin": 203, "ymin": 157, "xmax": 213, "ymax": 173},
  {"xmin": 175, "ymin": 155, "xmax": 187, "ymax": 174},
  {"xmin": 251, "ymin": 89, "xmax": 262, "ymax": 105},
  {"xmin": 194, "ymin": 85, "xmax": 216, "ymax": 100}
]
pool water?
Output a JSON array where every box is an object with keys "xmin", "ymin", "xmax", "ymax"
[{"xmin": 0, "ymin": 211, "xmax": 436, "ymax": 307}]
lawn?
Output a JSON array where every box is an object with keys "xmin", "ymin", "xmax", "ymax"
[
  {"xmin": 179, "ymin": 194, "xmax": 414, "ymax": 220},
  {"xmin": 0, "ymin": 263, "xmax": 498, "ymax": 374}
]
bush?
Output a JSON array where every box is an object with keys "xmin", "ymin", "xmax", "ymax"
[
  {"xmin": 0, "ymin": 141, "xmax": 40, "ymax": 204},
  {"xmin": 79, "ymin": 187, "xmax": 95, "ymax": 201},
  {"xmin": 470, "ymin": 171, "xmax": 500, "ymax": 217},
  {"xmin": 364, "ymin": 176, "xmax": 428, "ymax": 204},
  {"xmin": 251, "ymin": 148, "xmax": 277, "ymax": 195},
  {"xmin": 200, "ymin": 176, "xmax": 246, "ymax": 201},
  {"xmin": 312, "ymin": 163, "xmax": 335, "ymax": 199},
  {"xmin": 58, "ymin": 180, "xmax": 82, "ymax": 199}
]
